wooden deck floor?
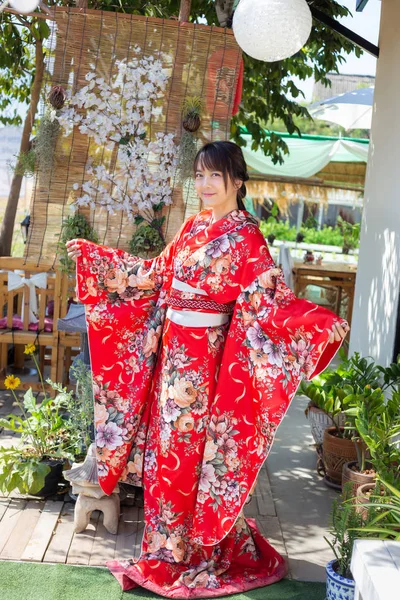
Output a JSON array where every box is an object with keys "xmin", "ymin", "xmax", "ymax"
[{"xmin": 0, "ymin": 470, "xmax": 286, "ymax": 567}]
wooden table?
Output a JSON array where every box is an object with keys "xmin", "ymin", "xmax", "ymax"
[{"xmin": 292, "ymin": 261, "xmax": 357, "ymax": 327}]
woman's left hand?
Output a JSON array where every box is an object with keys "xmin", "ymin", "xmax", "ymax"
[{"xmin": 328, "ymin": 322, "xmax": 350, "ymax": 344}]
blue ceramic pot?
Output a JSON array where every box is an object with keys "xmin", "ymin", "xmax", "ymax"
[{"xmin": 326, "ymin": 559, "xmax": 355, "ymax": 600}]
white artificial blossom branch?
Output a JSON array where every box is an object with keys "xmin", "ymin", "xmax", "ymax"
[{"xmin": 57, "ymin": 49, "xmax": 178, "ymax": 222}]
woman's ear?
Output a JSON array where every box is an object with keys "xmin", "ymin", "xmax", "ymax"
[{"xmin": 235, "ymin": 179, "xmax": 243, "ymax": 190}]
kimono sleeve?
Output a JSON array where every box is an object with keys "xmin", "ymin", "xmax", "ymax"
[{"xmin": 75, "ymin": 220, "xmax": 190, "ymax": 305}]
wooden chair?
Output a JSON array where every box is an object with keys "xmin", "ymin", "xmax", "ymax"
[{"xmin": 0, "ymin": 257, "xmax": 61, "ymax": 391}]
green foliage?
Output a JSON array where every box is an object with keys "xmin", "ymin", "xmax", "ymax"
[
  {"xmin": 352, "ymin": 478, "xmax": 400, "ymax": 540},
  {"xmin": 0, "ymin": 13, "xmax": 50, "ymax": 126},
  {"xmin": 302, "ymin": 352, "xmax": 400, "ymax": 479},
  {"xmin": 59, "ymin": 213, "xmax": 99, "ymax": 273},
  {"xmin": 0, "ymin": 381, "xmax": 74, "ymax": 494},
  {"xmin": 325, "ymin": 484, "xmax": 365, "ymax": 579},
  {"xmin": 0, "ymin": 447, "xmax": 51, "ymax": 495},
  {"xmin": 0, "ymin": 349, "xmax": 96, "ymax": 494},
  {"xmin": 259, "ymin": 220, "xmax": 345, "ymax": 247},
  {"xmin": 337, "ymin": 216, "xmax": 361, "ymax": 252},
  {"xmin": 9, "ymin": 149, "xmax": 36, "ymax": 178},
  {"xmin": 129, "ymin": 221, "xmax": 166, "ymax": 258},
  {"xmin": 68, "ymin": 360, "xmax": 94, "ymax": 458}
]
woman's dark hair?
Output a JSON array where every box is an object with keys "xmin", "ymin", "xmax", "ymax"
[{"xmin": 193, "ymin": 141, "xmax": 249, "ymax": 211}]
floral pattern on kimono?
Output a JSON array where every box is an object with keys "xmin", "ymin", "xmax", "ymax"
[{"xmin": 76, "ymin": 210, "xmax": 345, "ymax": 597}]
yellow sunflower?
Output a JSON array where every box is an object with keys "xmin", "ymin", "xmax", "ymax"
[
  {"xmin": 24, "ymin": 343, "xmax": 36, "ymax": 355},
  {"xmin": 4, "ymin": 375, "xmax": 21, "ymax": 390}
]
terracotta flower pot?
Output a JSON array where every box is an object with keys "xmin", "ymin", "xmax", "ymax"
[
  {"xmin": 356, "ymin": 482, "xmax": 376, "ymax": 520},
  {"xmin": 322, "ymin": 428, "xmax": 358, "ymax": 488},
  {"xmin": 342, "ymin": 461, "xmax": 376, "ymax": 498}
]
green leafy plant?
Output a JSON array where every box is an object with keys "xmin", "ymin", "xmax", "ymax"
[
  {"xmin": 69, "ymin": 360, "xmax": 94, "ymax": 458},
  {"xmin": 9, "ymin": 149, "xmax": 36, "ymax": 178},
  {"xmin": 58, "ymin": 213, "xmax": 99, "ymax": 273},
  {"xmin": 337, "ymin": 216, "xmax": 360, "ymax": 254},
  {"xmin": 352, "ymin": 478, "xmax": 400, "ymax": 540},
  {"xmin": 343, "ymin": 387, "xmax": 400, "ymax": 481},
  {"xmin": 325, "ymin": 483, "xmax": 366, "ymax": 579},
  {"xmin": 259, "ymin": 220, "xmax": 345, "ymax": 247},
  {"xmin": 0, "ymin": 346, "xmax": 92, "ymax": 495},
  {"xmin": 129, "ymin": 203, "xmax": 166, "ymax": 257}
]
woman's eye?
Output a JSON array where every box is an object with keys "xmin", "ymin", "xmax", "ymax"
[
  {"xmin": 212, "ymin": 173, "xmax": 221, "ymax": 177},
  {"xmin": 195, "ymin": 173, "xmax": 202, "ymax": 178}
]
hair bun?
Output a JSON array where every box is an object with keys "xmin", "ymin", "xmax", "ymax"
[{"xmin": 243, "ymin": 173, "xmax": 250, "ymax": 182}]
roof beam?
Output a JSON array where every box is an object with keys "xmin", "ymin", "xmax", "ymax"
[
  {"xmin": 356, "ymin": 0, "xmax": 371, "ymax": 12},
  {"xmin": 310, "ymin": 6, "xmax": 379, "ymax": 58}
]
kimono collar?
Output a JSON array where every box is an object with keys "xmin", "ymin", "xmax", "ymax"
[{"xmin": 189, "ymin": 209, "xmax": 258, "ymax": 250}]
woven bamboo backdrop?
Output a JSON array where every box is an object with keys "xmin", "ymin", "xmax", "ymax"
[{"xmin": 25, "ymin": 8, "xmax": 242, "ymax": 265}]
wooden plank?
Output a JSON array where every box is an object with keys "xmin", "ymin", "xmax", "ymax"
[
  {"xmin": 114, "ymin": 506, "xmax": 139, "ymax": 562},
  {"xmin": 0, "ymin": 498, "xmax": 10, "ymax": 522},
  {"xmin": 88, "ymin": 512, "xmax": 118, "ymax": 567},
  {"xmin": 43, "ymin": 502, "xmax": 75, "ymax": 564},
  {"xmin": 67, "ymin": 510, "xmax": 100, "ymax": 565},
  {"xmin": 21, "ymin": 500, "xmax": 64, "ymax": 562},
  {"xmin": 0, "ymin": 499, "xmax": 26, "ymax": 554},
  {"xmin": 1, "ymin": 500, "xmax": 44, "ymax": 559}
]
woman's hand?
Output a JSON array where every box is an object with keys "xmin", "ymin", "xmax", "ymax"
[
  {"xmin": 328, "ymin": 321, "xmax": 350, "ymax": 344},
  {"xmin": 65, "ymin": 239, "xmax": 82, "ymax": 263}
]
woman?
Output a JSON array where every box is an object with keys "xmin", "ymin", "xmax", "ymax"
[{"xmin": 67, "ymin": 141, "xmax": 348, "ymax": 598}]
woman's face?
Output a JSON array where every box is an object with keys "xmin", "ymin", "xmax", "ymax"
[{"xmin": 194, "ymin": 163, "xmax": 241, "ymax": 211}]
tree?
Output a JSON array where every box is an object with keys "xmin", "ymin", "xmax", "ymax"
[{"xmin": 0, "ymin": 0, "xmax": 359, "ymax": 255}]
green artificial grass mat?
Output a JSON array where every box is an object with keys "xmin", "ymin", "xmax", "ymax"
[{"xmin": 0, "ymin": 561, "xmax": 326, "ymax": 600}]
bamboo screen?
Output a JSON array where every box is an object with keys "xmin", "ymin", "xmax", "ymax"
[{"xmin": 25, "ymin": 8, "xmax": 242, "ymax": 265}]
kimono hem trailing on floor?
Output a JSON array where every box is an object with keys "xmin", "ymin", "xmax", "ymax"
[{"xmin": 76, "ymin": 209, "xmax": 345, "ymax": 598}]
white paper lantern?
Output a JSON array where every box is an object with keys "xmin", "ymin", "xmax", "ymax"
[
  {"xmin": 233, "ymin": 0, "xmax": 312, "ymax": 63},
  {"xmin": 9, "ymin": 0, "xmax": 40, "ymax": 14}
]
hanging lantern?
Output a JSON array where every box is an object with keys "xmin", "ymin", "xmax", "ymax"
[
  {"xmin": 9, "ymin": 0, "xmax": 40, "ymax": 14},
  {"xmin": 20, "ymin": 215, "xmax": 30, "ymax": 244},
  {"xmin": 232, "ymin": 0, "xmax": 312, "ymax": 63}
]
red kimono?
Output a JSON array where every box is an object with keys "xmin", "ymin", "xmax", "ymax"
[{"xmin": 76, "ymin": 209, "xmax": 344, "ymax": 598}]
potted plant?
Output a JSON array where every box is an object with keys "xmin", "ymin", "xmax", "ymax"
[
  {"xmin": 0, "ymin": 345, "xmax": 86, "ymax": 496},
  {"xmin": 337, "ymin": 216, "xmax": 360, "ymax": 255},
  {"xmin": 302, "ymin": 374, "xmax": 346, "ymax": 447},
  {"xmin": 351, "ymin": 477, "xmax": 400, "ymax": 538},
  {"xmin": 319, "ymin": 352, "xmax": 390, "ymax": 489},
  {"xmin": 341, "ymin": 356, "xmax": 400, "ymax": 496},
  {"xmin": 325, "ymin": 484, "xmax": 365, "ymax": 600}
]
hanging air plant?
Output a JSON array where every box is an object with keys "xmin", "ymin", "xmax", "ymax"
[
  {"xmin": 129, "ymin": 204, "xmax": 166, "ymax": 258},
  {"xmin": 35, "ymin": 108, "xmax": 61, "ymax": 182},
  {"xmin": 182, "ymin": 96, "xmax": 203, "ymax": 132},
  {"xmin": 176, "ymin": 131, "xmax": 199, "ymax": 183},
  {"xmin": 177, "ymin": 96, "xmax": 204, "ymax": 183},
  {"xmin": 48, "ymin": 85, "xmax": 67, "ymax": 110}
]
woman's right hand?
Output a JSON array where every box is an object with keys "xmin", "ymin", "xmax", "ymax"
[{"xmin": 65, "ymin": 239, "xmax": 82, "ymax": 263}]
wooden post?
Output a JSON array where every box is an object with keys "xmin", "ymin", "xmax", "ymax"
[
  {"xmin": 178, "ymin": 0, "xmax": 191, "ymax": 22},
  {"xmin": 76, "ymin": 0, "xmax": 88, "ymax": 8}
]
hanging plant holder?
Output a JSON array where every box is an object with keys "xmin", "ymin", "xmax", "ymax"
[
  {"xmin": 182, "ymin": 96, "xmax": 203, "ymax": 133},
  {"xmin": 48, "ymin": 85, "xmax": 67, "ymax": 110}
]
